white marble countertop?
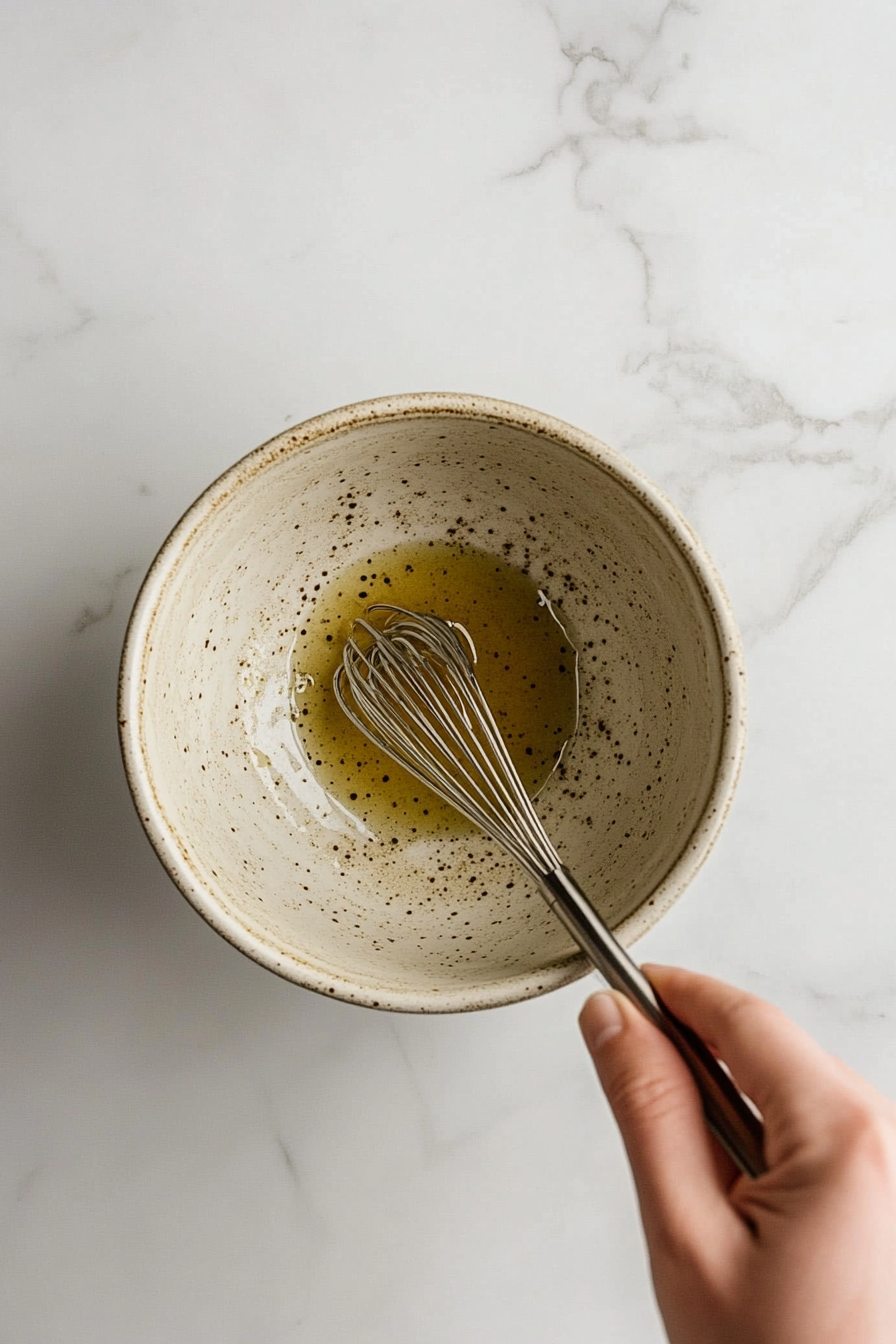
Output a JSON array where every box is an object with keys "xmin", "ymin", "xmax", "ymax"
[{"xmin": 3, "ymin": 2, "xmax": 896, "ymax": 1339}]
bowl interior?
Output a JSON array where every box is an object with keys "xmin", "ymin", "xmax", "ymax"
[{"xmin": 123, "ymin": 401, "xmax": 740, "ymax": 1010}]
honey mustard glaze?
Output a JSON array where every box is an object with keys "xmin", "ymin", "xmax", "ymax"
[{"xmin": 287, "ymin": 541, "xmax": 579, "ymax": 839}]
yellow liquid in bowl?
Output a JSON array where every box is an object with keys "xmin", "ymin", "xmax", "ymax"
[{"xmin": 290, "ymin": 541, "xmax": 578, "ymax": 838}]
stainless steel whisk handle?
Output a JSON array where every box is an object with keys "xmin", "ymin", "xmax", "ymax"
[{"xmin": 539, "ymin": 867, "xmax": 767, "ymax": 1179}]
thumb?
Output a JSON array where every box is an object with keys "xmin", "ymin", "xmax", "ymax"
[{"xmin": 580, "ymin": 991, "xmax": 739, "ymax": 1252}]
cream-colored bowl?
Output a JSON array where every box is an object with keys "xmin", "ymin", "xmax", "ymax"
[{"xmin": 119, "ymin": 393, "xmax": 745, "ymax": 1012}]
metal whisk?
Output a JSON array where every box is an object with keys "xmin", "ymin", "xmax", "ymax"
[{"xmin": 334, "ymin": 604, "xmax": 765, "ymax": 1177}]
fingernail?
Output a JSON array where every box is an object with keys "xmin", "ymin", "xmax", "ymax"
[{"xmin": 582, "ymin": 992, "xmax": 624, "ymax": 1053}]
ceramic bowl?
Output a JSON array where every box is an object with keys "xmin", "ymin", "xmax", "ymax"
[{"xmin": 119, "ymin": 393, "xmax": 745, "ymax": 1011}]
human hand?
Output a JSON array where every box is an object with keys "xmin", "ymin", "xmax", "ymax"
[{"xmin": 579, "ymin": 966, "xmax": 896, "ymax": 1344}]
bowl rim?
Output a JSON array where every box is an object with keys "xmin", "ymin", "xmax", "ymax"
[{"xmin": 119, "ymin": 391, "xmax": 746, "ymax": 1013}]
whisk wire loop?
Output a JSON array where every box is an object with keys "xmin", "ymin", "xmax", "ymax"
[{"xmin": 334, "ymin": 606, "xmax": 559, "ymax": 876}]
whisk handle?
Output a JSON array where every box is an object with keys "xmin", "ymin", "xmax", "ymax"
[{"xmin": 538, "ymin": 866, "xmax": 767, "ymax": 1178}]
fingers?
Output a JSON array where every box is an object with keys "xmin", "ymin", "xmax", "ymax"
[
  {"xmin": 643, "ymin": 965, "xmax": 846, "ymax": 1149},
  {"xmin": 579, "ymin": 990, "xmax": 743, "ymax": 1254}
]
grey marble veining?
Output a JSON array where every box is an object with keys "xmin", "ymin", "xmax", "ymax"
[{"xmin": 2, "ymin": 0, "xmax": 896, "ymax": 1340}]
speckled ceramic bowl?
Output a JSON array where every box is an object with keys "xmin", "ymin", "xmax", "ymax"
[{"xmin": 119, "ymin": 393, "xmax": 745, "ymax": 1012}]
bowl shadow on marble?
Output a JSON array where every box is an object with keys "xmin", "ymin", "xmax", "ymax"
[{"xmin": 2, "ymin": 611, "xmax": 361, "ymax": 1048}]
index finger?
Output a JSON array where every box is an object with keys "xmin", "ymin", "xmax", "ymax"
[{"xmin": 645, "ymin": 964, "xmax": 847, "ymax": 1147}]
